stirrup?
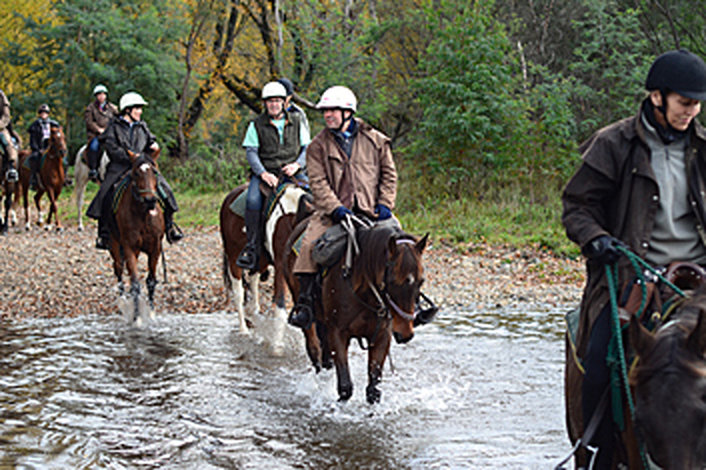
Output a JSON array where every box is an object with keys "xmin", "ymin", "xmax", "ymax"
[
  {"xmin": 166, "ymin": 223, "xmax": 184, "ymax": 244},
  {"xmin": 236, "ymin": 245, "xmax": 258, "ymax": 270},
  {"xmin": 5, "ymin": 168, "xmax": 18, "ymax": 183},
  {"xmin": 96, "ymin": 236, "xmax": 110, "ymax": 250}
]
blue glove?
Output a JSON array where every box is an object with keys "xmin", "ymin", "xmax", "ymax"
[
  {"xmin": 332, "ymin": 206, "xmax": 353, "ymax": 223},
  {"xmin": 375, "ymin": 204, "xmax": 392, "ymax": 220}
]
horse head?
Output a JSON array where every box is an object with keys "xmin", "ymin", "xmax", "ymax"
[
  {"xmin": 130, "ymin": 155, "xmax": 159, "ymax": 211},
  {"xmin": 629, "ymin": 290, "xmax": 706, "ymax": 469},
  {"xmin": 384, "ymin": 232, "xmax": 429, "ymax": 344},
  {"xmin": 47, "ymin": 124, "xmax": 68, "ymax": 161}
]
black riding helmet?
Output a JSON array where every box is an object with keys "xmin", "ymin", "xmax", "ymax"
[{"xmin": 646, "ymin": 49, "xmax": 706, "ymax": 100}]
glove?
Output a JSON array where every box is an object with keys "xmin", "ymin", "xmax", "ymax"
[
  {"xmin": 582, "ymin": 235, "xmax": 623, "ymax": 265},
  {"xmin": 88, "ymin": 169, "xmax": 98, "ymax": 182},
  {"xmin": 375, "ymin": 204, "xmax": 392, "ymax": 220},
  {"xmin": 331, "ymin": 206, "xmax": 353, "ymax": 223}
]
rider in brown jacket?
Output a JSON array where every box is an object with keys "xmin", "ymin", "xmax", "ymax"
[
  {"xmin": 562, "ymin": 49, "xmax": 706, "ymax": 468},
  {"xmin": 289, "ymin": 85, "xmax": 397, "ymax": 329},
  {"xmin": 84, "ymin": 84, "xmax": 118, "ymax": 180},
  {"xmin": 0, "ymin": 89, "xmax": 18, "ymax": 183}
]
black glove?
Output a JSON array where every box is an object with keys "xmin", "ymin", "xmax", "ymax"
[
  {"xmin": 88, "ymin": 169, "xmax": 98, "ymax": 182},
  {"xmin": 582, "ymin": 235, "xmax": 623, "ymax": 265},
  {"xmin": 331, "ymin": 206, "xmax": 353, "ymax": 223}
]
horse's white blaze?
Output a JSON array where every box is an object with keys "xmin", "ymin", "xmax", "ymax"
[
  {"xmin": 264, "ymin": 186, "xmax": 306, "ymax": 260},
  {"xmin": 139, "ymin": 163, "xmax": 150, "ymax": 173}
]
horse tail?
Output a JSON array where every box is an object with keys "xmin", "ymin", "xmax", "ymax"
[{"xmin": 222, "ymin": 249, "xmax": 233, "ymax": 294}]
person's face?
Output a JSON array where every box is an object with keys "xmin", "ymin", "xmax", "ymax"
[
  {"xmin": 651, "ymin": 91, "xmax": 702, "ymax": 131},
  {"xmin": 38, "ymin": 111, "xmax": 49, "ymax": 120},
  {"xmin": 96, "ymin": 92, "xmax": 107, "ymax": 103},
  {"xmin": 127, "ymin": 106, "xmax": 143, "ymax": 122},
  {"xmin": 265, "ymin": 97, "xmax": 284, "ymax": 118},
  {"xmin": 322, "ymin": 108, "xmax": 349, "ymax": 129}
]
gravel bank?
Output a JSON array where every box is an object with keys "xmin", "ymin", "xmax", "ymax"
[{"xmin": 0, "ymin": 225, "xmax": 584, "ymax": 318}]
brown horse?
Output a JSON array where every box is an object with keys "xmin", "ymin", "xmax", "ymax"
[
  {"xmin": 219, "ymin": 182, "xmax": 312, "ymax": 349},
  {"xmin": 284, "ymin": 218, "xmax": 429, "ymax": 403},
  {"xmin": 562, "ymin": 263, "xmax": 706, "ymax": 469},
  {"xmin": 0, "ymin": 154, "xmax": 18, "ymax": 234},
  {"xmin": 16, "ymin": 124, "xmax": 67, "ymax": 230},
  {"xmin": 109, "ymin": 153, "xmax": 165, "ymax": 321},
  {"xmin": 628, "ymin": 287, "xmax": 706, "ymax": 469}
]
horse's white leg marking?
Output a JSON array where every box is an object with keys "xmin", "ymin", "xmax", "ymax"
[
  {"xmin": 270, "ymin": 305, "xmax": 288, "ymax": 356},
  {"xmin": 74, "ymin": 146, "xmax": 88, "ymax": 231},
  {"xmin": 234, "ymin": 277, "xmax": 249, "ymax": 334},
  {"xmin": 246, "ymin": 274, "xmax": 261, "ymax": 316}
]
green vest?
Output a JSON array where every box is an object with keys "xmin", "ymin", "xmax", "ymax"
[{"xmin": 254, "ymin": 111, "xmax": 302, "ymax": 173}]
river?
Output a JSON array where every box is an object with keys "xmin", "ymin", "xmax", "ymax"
[{"xmin": 0, "ymin": 304, "xmax": 572, "ymax": 469}]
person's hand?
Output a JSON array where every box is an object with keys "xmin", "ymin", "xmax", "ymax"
[
  {"xmin": 332, "ymin": 206, "xmax": 353, "ymax": 223},
  {"xmin": 88, "ymin": 169, "xmax": 98, "ymax": 182},
  {"xmin": 282, "ymin": 162, "xmax": 300, "ymax": 177},
  {"xmin": 375, "ymin": 204, "xmax": 392, "ymax": 220},
  {"xmin": 261, "ymin": 171, "xmax": 278, "ymax": 188},
  {"xmin": 582, "ymin": 235, "xmax": 624, "ymax": 265}
]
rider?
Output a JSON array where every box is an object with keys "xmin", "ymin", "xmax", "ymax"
[
  {"xmin": 277, "ymin": 77, "xmax": 310, "ymax": 134},
  {"xmin": 236, "ymin": 80, "xmax": 311, "ymax": 270},
  {"xmin": 562, "ymin": 49, "xmax": 706, "ymax": 469},
  {"xmin": 288, "ymin": 85, "xmax": 397, "ymax": 329},
  {"xmin": 86, "ymin": 91, "xmax": 183, "ymax": 249},
  {"xmin": 27, "ymin": 104, "xmax": 60, "ymax": 190},
  {"xmin": 0, "ymin": 88, "xmax": 18, "ymax": 183},
  {"xmin": 84, "ymin": 84, "xmax": 118, "ymax": 181}
]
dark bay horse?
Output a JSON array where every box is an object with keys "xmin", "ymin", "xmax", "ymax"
[
  {"xmin": 628, "ymin": 287, "xmax": 706, "ymax": 469},
  {"xmin": 219, "ymin": 182, "xmax": 312, "ymax": 352},
  {"xmin": 562, "ymin": 263, "xmax": 706, "ymax": 469},
  {"xmin": 109, "ymin": 153, "xmax": 165, "ymax": 322},
  {"xmin": 0, "ymin": 155, "xmax": 18, "ymax": 234},
  {"xmin": 16, "ymin": 124, "xmax": 67, "ymax": 230},
  {"xmin": 284, "ymin": 219, "xmax": 429, "ymax": 403}
]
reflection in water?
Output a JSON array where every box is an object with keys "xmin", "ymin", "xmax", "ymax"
[{"xmin": 0, "ymin": 306, "xmax": 570, "ymax": 469}]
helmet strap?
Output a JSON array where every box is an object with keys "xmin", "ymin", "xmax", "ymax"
[{"xmin": 644, "ymin": 95, "xmax": 688, "ymax": 145}]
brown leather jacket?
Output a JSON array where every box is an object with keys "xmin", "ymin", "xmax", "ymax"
[
  {"xmin": 293, "ymin": 117, "xmax": 397, "ymax": 273},
  {"xmin": 84, "ymin": 100, "xmax": 118, "ymax": 141},
  {"xmin": 562, "ymin": 104, "xmax": 706, "ymax": 356}
]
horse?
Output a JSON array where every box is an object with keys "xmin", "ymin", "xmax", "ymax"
[
  {"xmin": 561, "ymin": 262, "xmax": 706, "ymax": 469},
  {"xmin": 284, "ymin": 217, "xmax": 429, "ymax": 403},
  {"xmin": 628, "ymin": 286, "xmax": 706, "ymax": 469},
  {"xmin": 16, "ymin": 124, "xmax": 68, "ymax": 230},
  {"xmin": 109, "ymin": 153, "xmax": 165, "ymax": 321},
  {"xmin": 73, "ymin": 143, "xmax": 109, "ymax": 231},
  {"xmin": 219, "ymin": 181, "xmax": 312, "ymax": 347}
]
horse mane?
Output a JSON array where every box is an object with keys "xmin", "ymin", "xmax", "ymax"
[
  {"xmin": 631, "ymin": 292, "xmax": 706, "ymax": 386},
  {"xmin": 352, "ymin": 224, "xmax": 419, "ymax": 289}
]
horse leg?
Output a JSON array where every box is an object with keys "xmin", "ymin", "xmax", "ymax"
[
  {"xmin": 270, "ymin": 268, "xmax": 288, "ymax": 356},
  {"xmin": 366, "ymin": 332, "xmax": 391, "ymax": 404},
  {"xmin": 124, "ymin": 249, "xmax": 141, "ymax": 322},
  {"xmin": 33, "ymin": 190, "xmax": 43, "ymax": 227},
  {"xmin": 74, "ymin": 148, "xmax": 87, "ymax": 231},
  {"xmin": 330, "ymin": 328, "xmax": 353, "ymax": 401},
  {"xmin": 245, "ymin": 271, "xmax": 261, "ymax": 315},
  {"xmin": 47, "ymin": 189, "xmax": 61, "ymax": 230},
  {"xmin": 146, "ymin": 249, "xmax": 159, "ymax": 309}
]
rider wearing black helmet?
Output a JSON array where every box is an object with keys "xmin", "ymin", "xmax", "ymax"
[
  {"xmin": 562, "ymin": 49, "xmax": 706, "ymax": 468},
  {"xmin": 27, "ymin": 103, "xmax": 60, "ymax": 189}
]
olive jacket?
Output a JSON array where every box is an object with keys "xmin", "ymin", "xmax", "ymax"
[
  {"xmin": 562, "ymin": 106, "xmax": 706, "ymax": 356},
  {"xmin": 84, "ymin": 100, "xmax": 119, "ymax": 141},
  {"xmin": 293, "ymin": 118, "xmax": 397, "ymax": 273}
]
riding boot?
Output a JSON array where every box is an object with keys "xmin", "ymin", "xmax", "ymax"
[
  {"xmin": 236, "ymin": 209, "xmax": 261, "ymax": 269},
  {"xmin": 96, "ymin": 212, "xmax": 111, "ymax": 250},
  {"xmin": 164, "ymin": 209, "xmax": 183, "ymax": 244},
  {"xmin": 289, "ymin": 273, "xmax": 316, "ymax": 329}
]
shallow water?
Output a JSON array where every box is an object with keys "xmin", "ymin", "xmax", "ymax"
[{"xmin": 0, "ymin": 304, "xmax": 572, "ymax": 469}]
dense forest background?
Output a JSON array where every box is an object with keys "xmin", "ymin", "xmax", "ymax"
[{"xmin": 1, "ymin": 0, "xmax": 704, "ymax": 248}]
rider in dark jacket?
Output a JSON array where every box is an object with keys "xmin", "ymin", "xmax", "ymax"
[
  {"xmin": 86, "ymin": 91, "xmax": 183, "ymax": 249},
  {"xmin": 28, "ymin": 104, "xmax": 60, "ymax": 189}
]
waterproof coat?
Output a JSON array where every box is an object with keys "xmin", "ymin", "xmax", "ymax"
[
  {"xmin": 562, "ymin": 106, "xmax": 706, "ymax": 356},
  {"xmin": 86, "ymin": 117, "xmax": 157, "ymax": 219},
  {"xmin": 294, "ymin": 117, "xmax": 397, "ymax": 273},
  {"xmin": 84, "ymin": 100, "xmax": 118, "ymax": 141},
  {"xmin": 0, "ymin": 90, "xmax": 17, "ymax": 166}
]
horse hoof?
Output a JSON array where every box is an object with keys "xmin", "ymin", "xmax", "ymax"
[
  {"xmin": 366, "ymin": 387, "xmax": 381, "ymax": 404},
  {"xmin": 338, "ymin": 387, "xmax": 353, "ymax": 402}
]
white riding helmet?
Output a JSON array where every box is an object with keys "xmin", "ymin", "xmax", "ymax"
[
  {"xmin": 119, "ymin": 91, "xmax": 148, "ymax": 111},
  {"xmin": 93, "ymin": 84, "xmax": 108, "ymax": 95},
  {"xmin": 261, "ymin": 81, "xmax": 287, "ymax": 100},
  {"xmin": 316, "ymin": 86, "xmax": 357, "ymax": 112}
]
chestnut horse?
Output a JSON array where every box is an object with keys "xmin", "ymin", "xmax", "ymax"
[
  {"xmin": 561, "ymin": 263, "xmax": 706, "ymax": 469},
  {"xmin": 73, "ymin": 144, "xmax": 109, "ymax": 231},
  {"xmin": 16, "ymin": 124, "xmax": 67, "ymax": 230},
  {"xmin": 284, "ymin": 218, "xmax": 429, "ymax": 403},
  {"xmin": 109, "ymin": 153, "xmax": 165, "ymax": 320},
  {"xmin": 219, "ymin": 182, "xmax": 312, "ymax": 345}
]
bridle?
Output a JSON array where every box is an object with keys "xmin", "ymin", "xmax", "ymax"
[{"xmin": 131, "ymin": 161, "xmax": 159, "ymax": 208}]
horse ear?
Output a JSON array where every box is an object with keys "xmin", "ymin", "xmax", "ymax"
[
  {"xmin": 687, "ymin": 307, "xmax": 706, "ymax": 356},
  {"xmin": 416, "ymin": 233, "xmax": 429, "ymax": 254},
  {"xmin": 388, "ymin": 236, "xmax": 398, "ymax": 257},
  {"xmin": 629, "ymin": 314, "xmax": 655, "ymax": 358}
]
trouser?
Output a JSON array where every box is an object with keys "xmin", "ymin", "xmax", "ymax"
[
  {"xmin": 581, "ymin": 305, "xmax": 615, "ymax": 469},
  {"xmin": 87, "ymin": 137, "xmax": 101, "ymax": 170}
]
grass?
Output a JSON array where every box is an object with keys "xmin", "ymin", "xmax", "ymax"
[{"xmin": 32, "ymin": 168, "xmax": 578, "ymax": 258}]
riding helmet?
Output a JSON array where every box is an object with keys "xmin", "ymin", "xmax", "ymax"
[
  {"xmin": 277, "ymin": 77, "xmax": 294, "ymax": 96},
  {"xmin": 646, "ymin": 49, "xmax": 706, "ymax": 100},
  {"xmin": 316, "ymin": 86, "xmax": 357, "ymax": 112},
  {"xmin": 261, "ymin": 81, "xmax": 287, "ymax": 100},
  {"xmin": 119, "ymin": 92, "xmax": 148, "ymax": 112},
  {"xmin": 93, "ymin": 84, "xmax": 108, "ymax": 96},
  {"xmin": 37, "ymin": 103, "xmax": 50, "ymax": 114}
]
